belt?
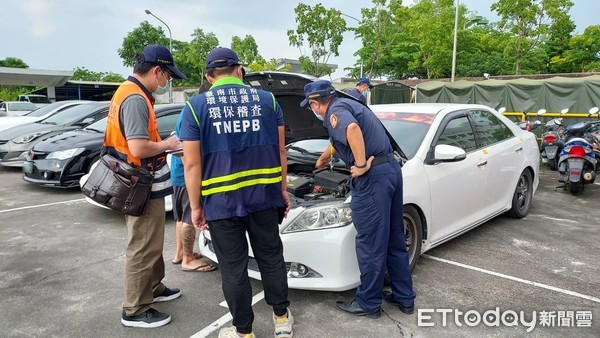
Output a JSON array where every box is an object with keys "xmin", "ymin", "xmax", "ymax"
[{"xmin": 371, "ymin": 153, "xmax": 395, "ymax": 167}]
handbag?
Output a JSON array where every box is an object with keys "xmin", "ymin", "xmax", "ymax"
[{"xmin": 81, "ymin": 152, "xmax": 154, "ymax": 216}]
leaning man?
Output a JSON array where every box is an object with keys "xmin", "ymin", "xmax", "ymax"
[{"xmin": 104, "ymin": 44, "xmax": 187, "ymax": 328}]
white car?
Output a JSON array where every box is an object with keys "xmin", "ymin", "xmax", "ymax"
[
  {"xmin": 0, "ymin": 101, "xmax": 37, "ymax": 117},
  {"xmin": 0, "ymin": 100, "xmax": 91, "ymax": 132},
  {"xmin": 198, "ymin": 72, "xmax": 540, "ymax": 291}
]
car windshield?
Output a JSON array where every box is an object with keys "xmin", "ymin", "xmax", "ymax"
[
  {"xmin": 377, "ymin": 112, "xmax": 435, "ymax": 159},
  {"xmin": 25, "ymin": 101, "xmax": 72, "ymax": 117},
  {"xmin": 27, "ymin": 96, "xmax": 51, "ymax": 104},
  {"xmin": 42, "ymin": 104, "xmax": 100, "ymax": 125},
  {"xmin": 8, "ymin": 102, "xmax": 37, "ymax": 110},
  {"xmin": 84, "ymin": 117, "xmax": 108, "ymax": 132}
]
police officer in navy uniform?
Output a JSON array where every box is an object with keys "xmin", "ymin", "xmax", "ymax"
[
  {"xmin": 179, "ymin": 47, "xmax": 293, "ymax": 338},
  {"xmin": 301, "ymin": 80, "xmax": 415, "ymax": 318},
  {"xmin": 347, "ymin": 77, "xmax": 374, "ymax": 104}
]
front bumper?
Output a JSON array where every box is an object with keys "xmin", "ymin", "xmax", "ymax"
[{"xmin": 198, "ymin": 209, "xmax": 360, "ymax": 292}]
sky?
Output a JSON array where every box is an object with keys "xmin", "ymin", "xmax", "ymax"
[{"xmin": 1, "ymin": 0, "xmax": 596, "ymax": 81}]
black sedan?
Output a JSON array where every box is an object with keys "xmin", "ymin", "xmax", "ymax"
[
  {"xmin": 0, "ymin": 102, "xmax": 110, "ymax": 167},
  {"xmin": 23, "ymin": 104, "xmax": 184, "ymax": 188}
]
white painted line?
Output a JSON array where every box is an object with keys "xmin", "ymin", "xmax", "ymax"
[
  {"xmin": 0, "ymin": 198, "xmax": 86, "ymax": 213},
  {"xmin": 423, "ymin": 254, "xmax": 600, "ymax": 303},
  {"xmin": 192, "ymin": 291, "xmax": 265, "ymax": 338}
]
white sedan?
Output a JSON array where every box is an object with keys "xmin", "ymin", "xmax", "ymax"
[{"xmin": 198, "ymin": 72, "xmax": 540, "ymax": 291}]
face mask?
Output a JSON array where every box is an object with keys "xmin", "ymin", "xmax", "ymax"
[
  {"xmin": 155, "ymin": 71, "xmax": 170, "ymax": 95},
  {"xmin": 313, "ymin": 110, "xmax": 324, "ymax": 121}
]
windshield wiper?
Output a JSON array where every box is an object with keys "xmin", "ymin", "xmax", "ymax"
[
  {"xmin": 286, "ymin": 145, "xmax": 321, "ymax": 156},
  {"xmin": 39, "ymin": 121, "xmax": 57, "ymax": 125},
  {"xmin": 85, "ymin": 128, "xmax": 103, "ymax": 133}
]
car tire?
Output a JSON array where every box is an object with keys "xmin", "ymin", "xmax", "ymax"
[
  {"xmin": 507, "ymin": 169, "xmax": 533, "ymax": 218},
  {"xmin": 384, "ymin": 205, "xmax": 423, "ymax": 286}
]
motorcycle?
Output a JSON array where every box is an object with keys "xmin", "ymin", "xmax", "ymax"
[
  {"xmin": 556, "ymin": 107, "xmax": 600, "ymax": 194},
  {"xmin": 515, "ymin": 109, "xmax": 543, "ymax": 132},
  {"xmin": 538, "ymin": 108, "xmax": 568, "ymax": 171}
]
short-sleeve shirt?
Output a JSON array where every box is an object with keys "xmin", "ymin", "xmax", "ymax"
[
  {"xmin": 347, "ymin": 88, "xmax": 367, "ymax": 104},
  {"xmin": 323, "ymin": 97, "xmax": 391, "ymax": 167}
]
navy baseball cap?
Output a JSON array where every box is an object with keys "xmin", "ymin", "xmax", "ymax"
[
  {"xmin": 141, "ymin": 44, "xmax": 188, "ymax": 80},
  {"xmin": 300, "ymin": 80, "xmax": 337, "ymax": 107},
  {"xmin": 206, "ymin": 47, "xmax": 241, "ymax": 69},
  {"xmin": 357, "ymin": 77, "xmax": 374, "ymax": 89}
]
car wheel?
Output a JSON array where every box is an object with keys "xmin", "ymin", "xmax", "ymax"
[
  {"xmin": 384, "ymin": 205, "xmax": 423, "ymax": 285},
  {"xmin": 507, "ymin": 170, "xmax": 533, "ymax": 218},
  {"xmin": 549, "ymin": 157, "xmax": 558, "ymax": 171}
]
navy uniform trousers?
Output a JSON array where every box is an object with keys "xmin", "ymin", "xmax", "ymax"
[{"xmin": 350, "ymin": 159, "xmax": 416, "ymax": 313}]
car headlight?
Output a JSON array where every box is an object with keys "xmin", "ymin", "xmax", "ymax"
[
  {"xmin": 12, "ymin": 131, "xmax": 52, "ymax": 144},
  {"xmin": 47, "ymin": 148, "xmax": 85, "ymax": 160},
  {"xmin": 282, "ymin": 203, "xmax": 352, "ymax": 234}
]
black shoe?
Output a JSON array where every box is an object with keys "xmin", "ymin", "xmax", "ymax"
[
  {"xmin": 121, "ymin": 308, "xmax": 171, "ymax": 328},
  {"xmin": 335, "ymin": 299, "xmax": 381, "ymax": 318},
  {"xmin": 153, "ymin": 287, "xmax": 181, "ymax": 303},
  {"xmin": 383, "ymin": 290, "xmax": 414, "ymax": 314}
]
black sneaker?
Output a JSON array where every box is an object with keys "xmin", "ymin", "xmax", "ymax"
[
  {"xmin": 383, "ymin": 290, "xmax": 414, "ymax": 314},
  {"xmin": 153, "ymin": 287, "xmax": 181, "ymax": 303},
  {"xmin": 121, "ymin": 308, "xmax": 171, "ymax": 328}
]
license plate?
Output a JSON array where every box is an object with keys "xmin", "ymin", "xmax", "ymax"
[
  {"xmin": 22, "ymin": 161, "xmax": 33, "ymax": 174},
  {"xmin": 545, "ymin": 146, "xmax": 558, "ymax": 159}
]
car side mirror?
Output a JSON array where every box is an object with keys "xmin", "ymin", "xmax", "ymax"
[
  {"xmin": 428, "ymin": 144, "xmax": 467, "ymax": 164},
  {"xmin": 497, "ymin": 107, "xmax": 506, "ymax": 114},
  {"xmin": 536, "ymin": 109, "xmax": 546, "ymax": 116}
]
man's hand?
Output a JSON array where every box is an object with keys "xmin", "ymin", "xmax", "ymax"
[
  {"xmin": 191, "ymin": 207, "xmax": 208, "ymax": 231},
  {"xmin": 164, "ymin": 135, "xmax": 181, "ymax": 151},
  {"xmin": 315, "ymin": 156, "xmax": 329, "ymax": 170},
  {"xmin": 281, "ymin": 190, "xmax": 291, "ymax": 218},
  {"xmin": 350, "ymin": 156, "xmax": 374, "ymax": 178}
]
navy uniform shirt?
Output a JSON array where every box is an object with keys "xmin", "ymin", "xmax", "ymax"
[
  {"xmin": 347, "ymin": 88, "xmax": 366, "ymax": 104},
  {"xmin": 323, "ymin": 97, "xmax": 391, "ymax": 167}
]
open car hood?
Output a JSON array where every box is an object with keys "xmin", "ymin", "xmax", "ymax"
[{"xmin": 244, "ymin": 72, "xmax": 405, "ymax": 158}]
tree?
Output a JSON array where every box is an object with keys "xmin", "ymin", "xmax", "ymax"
[
  {"xmin": 118, "ymin": 21, "xmax": 169, "ymax": 68},
  {"xmin": 0, "ymin": 57, "xmax": 29, "ymax": 69},
  {"xmin": 247, "ymin": 58, "xmax": 290, "ymax": 72},
  {"xmin": 287, "ymin": 3, "xmax": 347, "ymax": 77},
  {"xmin": 175, "ymin": 28, "xmax": 219, "ymax": 85},
  {"xmin": 564, "ymin": 25, "xmax": 600, "ymax": 72},
  {"xmin": 231, "ymin": 35, "xmax": 261, "ymax": 65},
  {"xmin": 491, "ymin": 0, "xmax": 574, "ymax": 75},
  {"xmin": 71, "ymin": 67, "xmax": 124, "ymax": 82}
]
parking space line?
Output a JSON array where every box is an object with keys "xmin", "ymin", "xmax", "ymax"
[
  {"xmin": 423, "ymin": 254, "xmax": 600, "ymax": 303},
  {"xmin": 0, "ymin": 198, "xmax": 86, "ymax": 214},
  {"xmin": 191, "ymin": 291, "xmax": 265, "ymax": 338}
]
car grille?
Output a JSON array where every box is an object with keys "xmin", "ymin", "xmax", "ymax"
[
  {"xmin": 0, "ymin": 152, "xmax": 7, "ymax": 160},
  {"xmin": 28, "ymin": 150, "xmax": 48, "ymax": 160},
  {"xmin": 0, "ymin": 140, "xmax": 7, "ymax": 145}
]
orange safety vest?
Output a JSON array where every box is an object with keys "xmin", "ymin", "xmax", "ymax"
[{"xmin": 104, "ymin": 81, "xmax": 161, "ymax": 167}]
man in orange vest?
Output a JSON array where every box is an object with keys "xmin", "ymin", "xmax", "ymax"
[{"xmin": 104, "ymin": 44, "xmax": 187, "ymax": 328}]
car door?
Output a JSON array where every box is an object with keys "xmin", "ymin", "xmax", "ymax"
[
  {"xmin": 424, "ymin": 111, "xmax": 489, "ymax": 245},
  {"xmin": 469, "ymin": 109, "xmax": 522, "ymax": 214}
]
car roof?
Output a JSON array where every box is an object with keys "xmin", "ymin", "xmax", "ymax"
[{"xmin": 369, "ymin": 103, "xmax": 494, "ymax": 115}]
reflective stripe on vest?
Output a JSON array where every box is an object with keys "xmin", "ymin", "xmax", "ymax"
[{"xmin": 201, "ymin": 165, "xmax": 282, "ymax": 196}]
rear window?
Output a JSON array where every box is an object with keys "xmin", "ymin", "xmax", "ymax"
[
  {"xmin": 28, "ymin": 96, "xmax": 52, "ymax": 104},
  {"xmin": 8, "ymin": 102, "xmax": 37, "ymax": 110}
]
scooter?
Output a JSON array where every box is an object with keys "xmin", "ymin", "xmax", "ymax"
[
  {"xmin": 515, "ymin": 110, "xmax": 543, "ymax": 132},
  {"xmin": 556, "ymin": 107, "xmax": 600, "ymax": 194},
  {"xmin": 539, "ymin": 108, "xmax": 568, "ymax": 171}
]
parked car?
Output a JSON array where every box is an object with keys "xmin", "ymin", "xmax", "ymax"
[
  {"xmin": 0, "ymin": 102, "xmax": 109, "ymax": 167},
  {"xmin": 0, "ymin": 101, "xmax": 38, "ymax": 117},
  {"xmin": 0, "ymin": 100, "xmax": 91, "ymax": 132},
  {"xmin": 24, "ymin": 104, "xmax": 184, "ymax": 188},
  {"xmin": 18, "ymin": 94, "xmax": 52, "ymax": 108},
  {"xmin": 192, "ymin": 72, "xmax": 540, "ymax": 292}
]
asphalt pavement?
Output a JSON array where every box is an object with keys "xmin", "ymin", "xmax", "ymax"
[{"xmin": 0, "ymin": 165, "xmax": 598, "ymax": 337}]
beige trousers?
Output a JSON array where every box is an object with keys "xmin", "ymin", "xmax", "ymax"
[{"xmin": 123, "ymin": 198, "xmax": 166, "ymax": 316}]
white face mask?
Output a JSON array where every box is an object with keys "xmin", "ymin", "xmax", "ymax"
[
  {"xmin": 155, "ymin": 70, "xmax": 170, "ymax": 95},
  {"xmin": 313, "ymin": 110, "xmax": 324, "ymax": 121}
]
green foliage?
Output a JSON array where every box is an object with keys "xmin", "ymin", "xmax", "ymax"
[
  {"xmin": 247, "ymin": 58, "xmax": 290, "ymax": 72},
  {"xmin": 491, "ymin": 0, "xmax": 574, "ymax": 74},
  {"xmin": 564, "ymin": 25, "xmax": 600, "ymax": 72},
  {"xmin": 174, "ymin": 28, "xmax": 219, "ymax": 86},
  {"xmin": 71, "ymin": 67, "xmax": 125, "ymax": 82},
  {"xmin": 287, "ymin": 3, "xmax": 347, "ymax": 77},
  {"xmin": 117, "ymin": 21, "xmax": 170, "ymax": 68},
  {"xmin": 0, "ymin": 57, "xmax": 29, "ymax": 68},
  {"xmin": 231, "ymin": 35, "xmax": 261, "ymax": 65}
]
